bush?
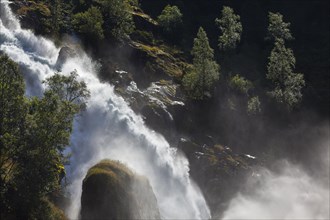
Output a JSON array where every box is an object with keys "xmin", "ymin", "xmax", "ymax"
[
  {"xmin": 229, "ymin": 74, "xmax": 253, "ymax": 95},
  {"xmin": 247, "ymin": 96, "xmax": 261, "ymax": 115}
]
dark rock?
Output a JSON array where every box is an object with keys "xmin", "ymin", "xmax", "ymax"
[
  {"xmin": 80, "ymin": 160, "xmax": 161, "ymax": 220},
  {"xmin": 55, "ymin": 47, "xmax": 76, "ymax": 70},
  {"xmin": 131, "ymin": 9, "xmax": 159, "ymax": 32},
  {"xmin": 177, "ymin": 138, "xmax": 256, "ymax": 218},
  {"xmin": 115, "ymin": 79, "xmax": 186, "ymax": 142}
]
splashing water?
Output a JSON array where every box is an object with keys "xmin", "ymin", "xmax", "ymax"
[
  {"xmin": 222, "ymin": 160, "xmax": 330, "ymax": 219},
  {"xmin": 0, "ymin": 1, "xmax": 210, "ymax": 219}
]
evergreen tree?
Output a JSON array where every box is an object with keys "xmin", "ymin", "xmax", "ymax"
[
  {"xmin": 266, "ymin": 12, "xmax": 304, "ymax": 109},
  {"xmin": 267, "ymin": 39, "xmax": 305, "ymax": 108},
  {"xmin": 267, "ymin": 12, "xmax": 293, "ymax": 41},
  {"xmin": 183, "ymin": 27, "xmax": 220, "ymax": 100},
  {"xmin": 157, "ymin": 5, "xmax": 183, "ymax": 33},
  {"xmin": 215, "ymin": 6, "xmax": 242, "ymax": 51}
]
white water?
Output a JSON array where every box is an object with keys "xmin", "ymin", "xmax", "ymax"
[
  {"xmin": 222, "ymin": 161, "xmax": 330, "ymax": 219},
  {"xmin": 0, "ymin": 1, "xmax": 210, "ymax": 219}
]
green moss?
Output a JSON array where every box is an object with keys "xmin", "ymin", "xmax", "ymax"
[
  {"xmin": 131, "ymin": 41, "xmax": 189, "ymax": 78},
  {"xmin": 81, "ymin": 160, "xmax": 160, "ymax": 220}
]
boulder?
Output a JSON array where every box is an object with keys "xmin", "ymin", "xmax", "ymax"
[
  {"xmin": 55, "ymin": 47, "xmax": 76, "ymax": 70},
  {"xmin": 80, "ymin": 160, "xmax": 160, "ymax": 220}
]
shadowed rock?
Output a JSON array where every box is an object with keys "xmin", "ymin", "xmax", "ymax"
[
  {"xmin": 80, "ymin": 159, "xmax": 161, "ymax": 220},
  {"xmin": 55, "ymin": 46, "xmax": 76, "ymax": 70}
]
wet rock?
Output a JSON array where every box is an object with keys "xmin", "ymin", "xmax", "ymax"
[
  {"xmin": 81, "ymin": 160, "xmax": 161, "ymax": 220},
  {"xmin": 55, "ymin": 47, "xmax": 76, "ymax": 70},
  {"xmin": 115, "ymin": 79, "xmax": 186, "ymax": 142}
]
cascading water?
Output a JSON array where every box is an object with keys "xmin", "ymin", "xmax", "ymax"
[{"xmin": 0, "ymin": 1, "xmax": 211, "ymax": 219}]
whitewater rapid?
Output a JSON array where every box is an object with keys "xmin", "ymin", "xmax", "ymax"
[{"xmin": 0, "ymin": 1, "xmax": 210, "ymax": 219}]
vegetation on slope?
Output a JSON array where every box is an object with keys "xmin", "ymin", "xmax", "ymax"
[{"xmin": 4, "ymin": 0, "xmax": 329, "ymax": 218}]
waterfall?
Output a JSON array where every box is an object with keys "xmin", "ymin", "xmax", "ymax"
[{"xmin": 0, "ymin": 1, "xmax": 211, "ymax": 219}]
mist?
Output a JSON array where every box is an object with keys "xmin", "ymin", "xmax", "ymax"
[{"xmin": 222, "ymin": 142, "xmax": 330, "ymax": 220}]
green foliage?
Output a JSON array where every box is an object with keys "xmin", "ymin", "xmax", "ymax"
[
  {"xmin": 0, "ymin": 56, "xmax": 27, "ymax": 214},
  {"xmin": 50, "ymin": 0, "xmax": 74, "ymax": 37},
  {"xmin": 43, "ymin": 70, "xmax": 91, "ymax": 111},
  {"xmin": 95, "ymin": 0, "xmax": 135, "ymax": 41},
  {"xmin": 29, "ymin": 197, "xmax": 67, "ymax": 220},
  {"xmin": 229, "ymin": 74, "xmax": 253, "ymax": 95},
  {"xmin": 267, "ymin": 39, "xmax": 305, "ymax": 108},
  {"xmin": 16, "ymin": 1, "xmax": 53, "ymax": 35},
  {"xmin": 0, "ymin": 55, "xmax": 89, "ymax": 218},
  {"xmin": 267, "ymin": 12, "xmax": 293, "ymax": 41},
  {"xmin": 72, "ymin": 6, "xmax": 104, "ymax": 40},
  {"xmin": 183, "ymin": 27, "xmax": 220, "ymax": 100},
  {"xmin": 215, "ymin": 6, "xmax": 242, "ymax": 51},
  {"xmin": 247, "ymin": 96, "xmax": 261, "ymax": 115},
  {"xmin": 157, "ymin": 5, "xmax": 183, "ymax": 33}
]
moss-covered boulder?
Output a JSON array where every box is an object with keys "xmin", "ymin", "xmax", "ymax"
[{"xmin": 80, "ymin": 160, "xmax": 160, "ymax": 220}]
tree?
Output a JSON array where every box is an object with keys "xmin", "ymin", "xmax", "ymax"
[
  {"xmin": 72, "ymin": 6, "xmax": 104, "ymax": 40},
  {"xmin": 267, "ymin": 12, "xmax": 293, "ymax": 41},
  {"xmin": 43, "ymin": 70, "xmax": 90, "ymax": 111},
  {"xmin": 0, "ymin": 56, "xmax": 90, "ymax": 218},
  {"xmin": 96, "ymin": 0, "xmax": 135, "ymax": 41},
  {"xmin": 266, "ymin": 12, "xmax": 304, "ymax": 109},
  {"xmin": 267, "ymin": 39, "xmax": 305, "ymax": 108},
  {"xmin": 157, "ymin": 5, "xmax": 183, "ymax": 33},
  {"xmin": 215, "ymin": 6, "xmax": 242, "ymax": 51},
  {"xmin": 0, "ymin": 56, "xmax": 27, "ymax": 213},
  {"xmin": 183, "ymin": 27, "xmax": 220, "ymax": 100}
]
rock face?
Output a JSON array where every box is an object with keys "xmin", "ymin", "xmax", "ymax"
[
  {"xmin": 80, "ymin": 160, "xmax": 161, "ymax": 220},
  {"xmin": 178, "ymin": 139, "xmax": 257, "ymax": 218}
]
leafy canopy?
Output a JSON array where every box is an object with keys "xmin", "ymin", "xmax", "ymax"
[
  {"xmin": 183, "ymin": 27, "xmax": 220, "ymax": 100},
  {"xmin": 72, "ymin": 6, "xmax": 104, "ymax": 40},
  {"xmin": 43, "ymin": 70, "xmax": 90, "ymax": 111},
  {"xmin": 0, "ymin": 55, "xmax": 90, "ymax": 219},
  {"xmin": 215, "ymin": 6, "xmax": 242, "ymax": 51},
  {"xmin": 95, "ymin": 0, "xmax": 135, "ymax": 41}
]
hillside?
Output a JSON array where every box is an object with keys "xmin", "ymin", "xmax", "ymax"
[{"xmin": 1, "ymin": 0, "xmax": 329, "ymax": 219}]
